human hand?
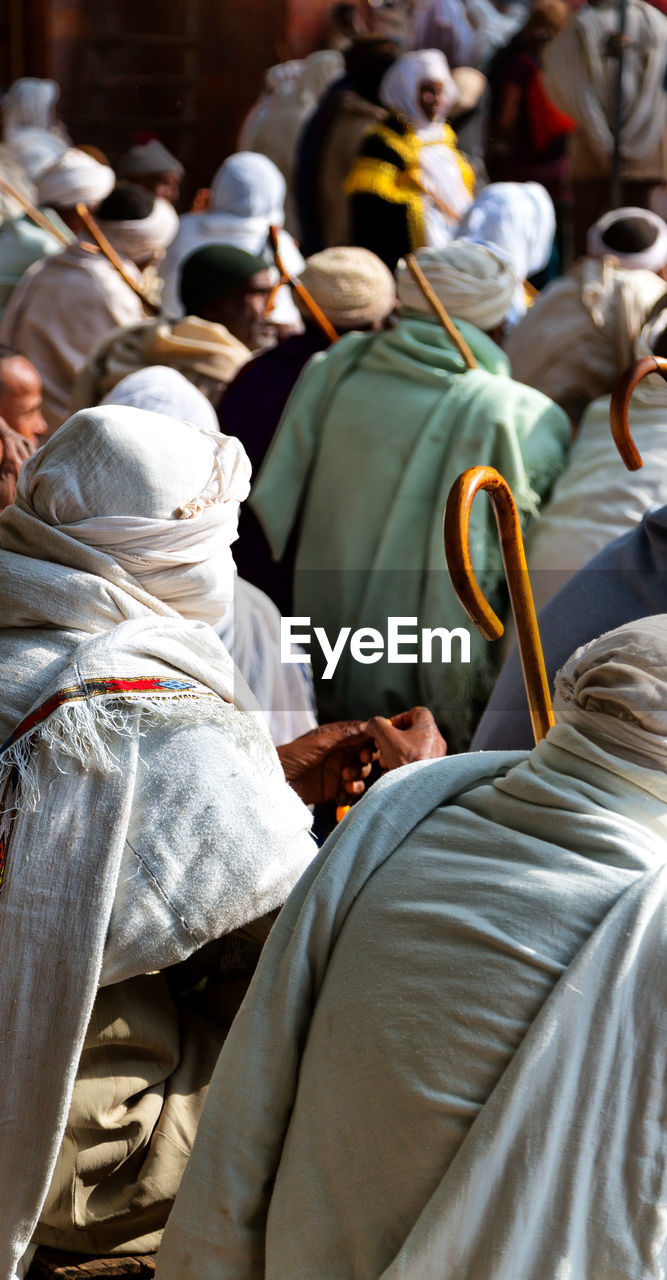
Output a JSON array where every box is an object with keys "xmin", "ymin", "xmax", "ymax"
[
  {"xmin": 364, "ymin": 706, "xmax": 447, "ymax": 772},
  {"xmin": 278, "ymin": 721, "xmax": 374, "ymax": 807},
  {"xmin": 0, "ymin": 415, "xmax": 32, "ymax": 511}
]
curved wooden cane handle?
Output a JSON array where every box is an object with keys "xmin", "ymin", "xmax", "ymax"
[
  {"xmin": 444, "ymin": 465, "xmax": 554, "ymax": 744},
  {"xmin": 610, "ymin": 355, "xmax": 667, "ymax": 470}
]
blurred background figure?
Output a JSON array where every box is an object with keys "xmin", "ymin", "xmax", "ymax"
[{"xmin": 117, "ymin": 135, "xmax": 185, "ymax": 207}]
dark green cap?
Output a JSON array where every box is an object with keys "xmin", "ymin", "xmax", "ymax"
[{"xmin": 179, "ymin": 244, "xmax": 269, "ymax": 315}]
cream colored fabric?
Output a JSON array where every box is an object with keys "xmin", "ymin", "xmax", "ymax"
[
  {"xmin": 0, "ymin": 243, "xmax": 147, "ymax": 431},
  {"xmin": 100, "ymin": 196, "xmax": 178, "ymax": 265},
  {"xmin": 543, "ymin": 0, "xmax": 667, "ymax": 180},
  {"xmin": 38, "ymin": 975, "xmax": 224, "ymax": 1255},
  {"xmin": 0, "ymin": 406, "xmax": 315, "ymax": 1277},
  {"xmin": 36, "ymin": 147, "xmax": 115, "ymax": 209},
  {"xmin": 554, "ymin": 612, "xmax": 667, "ymax": 766},
  {"xmin": 157, "ymin": 618, "xmax": 667, "ymax": 1279},
  {"xmin": 397, "ymin": 241, "xmax": 517, "ymax": 329},
  {"xmin": 522, "ymin": 373, "xmax": 667, "ymax": 614},
  {"xmin": 71, "ymin": 315, "xmax": 252, "ymax": 414},
  {"xmin": 297, "ymin": 247, "xmax": 396, "ymax": 328},
  {"xmin": 505, "ymin": 258, "xmax": 667, "ymax": 421}
]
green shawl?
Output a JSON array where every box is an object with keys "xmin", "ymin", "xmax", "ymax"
[{"xmin": 251, "ymin": 315, "xmax": 570, "ymax": 749}]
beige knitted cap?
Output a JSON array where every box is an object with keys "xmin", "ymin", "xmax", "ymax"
[{"xmin": 296, "ymin": 247, "xmax": 396, "ymax": 329}]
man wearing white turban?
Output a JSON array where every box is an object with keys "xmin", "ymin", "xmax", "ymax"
[
  {"xmin": 250, "ymin": 241, "xmax": 570, "ymax": 750},
  {"xmin": 0, "ymin": 145, "xmax": 115, "ymax": 319},
  {"xmin": 0, "ymin": 404, "xmax": 390, "ymax": 1276},
  {"xmin": 0, "ymin": 183, "xmax": 178, "ymax": 433},
  {"xmin": 156, "ymin": 614, "xmax": 667, "ymax": 1280}
]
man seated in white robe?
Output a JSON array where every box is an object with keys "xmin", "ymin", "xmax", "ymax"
[
  {"xmin": 157, "ymin": 616, "xmax": 667, "ymax": 1280},
  {"xmin": 506, "ymin": 206, "xmax": 667, "ymax": 423},
  {"xmin": 0, "ymin": 180, "xmax": 178, "ymax": 432}
]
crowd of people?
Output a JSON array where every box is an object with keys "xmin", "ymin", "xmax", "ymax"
[{"xmin": 0, "ymin": 0, "xmax": 666, "ymax": 1274}]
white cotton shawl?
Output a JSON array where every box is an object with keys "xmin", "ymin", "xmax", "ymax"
[
  {"xmin": 397, "ymin": 241, "xmax": 517, "ymax": 329},
  {"xmin": 0, "ymin": 405, "xmax": 314, "ymax": 1280},
  {"xmin": 156, "ymin": 619, "xmax": 667, "ymax": 1280}
]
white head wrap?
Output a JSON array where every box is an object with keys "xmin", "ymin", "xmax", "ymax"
[
  {"xmin": 553, "ymin": 615, "xmax": 667, "ymax": 770},
  {"xmin": 15, "ymin": 406, "xmax": 251, "ymax": 624},
  {"xmin": 455, "ymin": 182, "xmax": 555, "ymax": 282},
  {"xmin": 455, "ymin": 182, "xmax": 555, "ymax": 328},
  {"xmin": 210, "ymin": 151, "xmax": 286, "ymax": 225},
  {"xmin": 102, "ymin": 366, "xmax": 219, "ymax": 431},
  {"xmin": 379, "ymin": 49, "xmax": 459, "ymax": 131},
  {"xmin": 2, "ymin": 78, "xmax": 59, "ymax": 135},
  {"xmin": 36, "ymin": 147, "xmax": 115, "ymax": 210},
  {"xmin": 587, "ymin": 208, "xmax": 667, "ymax": 274},
  {"xmin": 117, "ymin": 138, "xmax": 184, "ymax": 180},
  {"xmin": 99, "ymin": 196, "xmax": 179, "ymax": 264},
  {"xmin": 397, "ymin": 242, "xmax": 517, "ymax": 330}
]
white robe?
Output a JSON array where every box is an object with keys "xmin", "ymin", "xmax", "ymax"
[
  {"xmin": 0, "ymin": 243, "xmax": 146, "ymax": 431},
  {"xmin": 156, "ymin": 728, "xmax": 667, "ymax": 1279}
]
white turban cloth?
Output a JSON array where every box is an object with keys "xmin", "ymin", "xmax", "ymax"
[
  {"xmin": 99, "ymin": 196, "xmax": 179, "ymax": 264},
  {"xmin": 379, "ymin": 50, "xmax": 460, "ymax": 133},
  {"xmin": 553, "ymin": 615, "xmax": 667, "ymax": 770},
  {"xmin": 586, "ymin": 207, "xmax": 667, "ymax": 274},
  {"xmin": 455, "ymin": 182, "xmax": 555, "ymax": 327},
  {"xmin": 15, "ymin": 406, "xmax": 251, "ymax": 624},
  {"xmin": 397, "ymin": 241, "xmax": 517, "ymax": 331},
  {"xmin": 102, "ymin": 365, "xmax": 219, "ymax": 430},
  {"xmin": 36, "ymin": 147, "xmax": 115, "ymax": 209}
]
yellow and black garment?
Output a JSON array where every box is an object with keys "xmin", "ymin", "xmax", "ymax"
[{"xmin": 344, "ymin": 114, "xmax": 474, "ymax": 271}]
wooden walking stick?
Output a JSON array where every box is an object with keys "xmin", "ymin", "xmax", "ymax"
[
  {"xmin": 444, "ymin": 464, "xmax": 554, "ymax": 744},
  {"xmin": 609, "ymin": 354, "xmax": 667, "ymax": 469},
  {"xmin": 0, "ymin": 174, "xmax": 71, "ymax": 245},
  {"xmin": 75, "ymin": 202, "xmax": 160, "ymax": 315},
  {"xmin": 266, "ymin": 225, "xmax": 339, "ymax": 343},
  {"xmin": 405, "ymin": 253, "xmax": 478, "ymax": 370}
]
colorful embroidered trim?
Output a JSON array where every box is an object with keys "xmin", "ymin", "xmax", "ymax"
[{"xmin": 0, "ymin": 675, "xmax": 212, "ymax": 755}]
